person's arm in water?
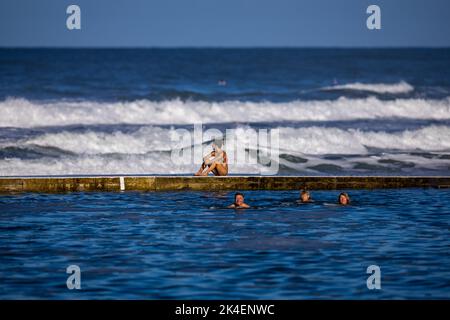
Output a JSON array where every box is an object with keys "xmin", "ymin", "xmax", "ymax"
[
  {"xmin": 230, "ymin": 193, "xmax": 249, "ymax": 208},
  {"xmin": 227, "ymin": 202, "xmax": 250, "ymax": 209}
]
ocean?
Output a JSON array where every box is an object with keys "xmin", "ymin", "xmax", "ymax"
[
  {"xmin": 1, "ymin": 49, "xmax": 450, "ymax": 300},
  {"xmin": 0, "ymin": 48, "xmax": 450, "ymax": 176}
]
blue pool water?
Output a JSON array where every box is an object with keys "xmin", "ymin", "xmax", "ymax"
[{"xmin": 0, "ymin": 188, "xmax": 449, "ymax": 299}]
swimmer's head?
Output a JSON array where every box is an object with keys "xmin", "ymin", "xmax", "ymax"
[
  {"xmin": 300, "ymin": 190, "xmax": 311, "ymax": 203},
  {"xmin": 338, "ymin": 192, "xmax": 350, "ymax": 205},
  {"xmin": 234, "ymin": 192, "xmax": 245, "ymax": 206}
]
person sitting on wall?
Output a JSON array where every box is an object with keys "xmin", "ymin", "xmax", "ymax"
[{"xmin": 195, "ymin": 141, "xmax": 228, "ymax": 176}]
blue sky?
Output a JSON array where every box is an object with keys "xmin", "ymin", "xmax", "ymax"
[{"xmin": 1, "ymin": 0, "xmax": 449, "ymax": 47}]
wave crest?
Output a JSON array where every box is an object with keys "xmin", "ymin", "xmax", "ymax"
[
  {"xmin": 3, "ymin": 125, "xmax": 449, "ymax": 156},
  {"xmin": 0, "ymin": 96, "xmax": 449, "ymax": 128},
  {"xmin": 321, "ymin": 81, "xmax": 414, "ymax": 94}
]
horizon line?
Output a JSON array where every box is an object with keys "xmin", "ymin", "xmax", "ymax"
[{"xmin": 1, "ymin": 45, "xmax": 450, "ymax": 50}]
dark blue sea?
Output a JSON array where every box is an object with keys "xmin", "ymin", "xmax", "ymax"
[{"xmin": 0, "ymin": 48, "xmax": 449, "ymax": 176}]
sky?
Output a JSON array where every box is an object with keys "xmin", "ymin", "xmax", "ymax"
[{"xmin": 0, "ymin": 0, "xmax": 449, "ymax": 47}]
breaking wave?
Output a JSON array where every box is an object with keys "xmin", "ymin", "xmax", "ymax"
[
  {"xmin": 4, "ymin": 125, "xmax": 449, "ymax": 156},
  {"xmin": 1, "ymin": 125, "xmax": 449, "ymax": 176},
  {"xmin": 321, "ymin": 81, "xmax": 414, "ymax": 94},
  {"xmin": 1, "ymin": 96, "xmax": 449, "ymax": 128}
]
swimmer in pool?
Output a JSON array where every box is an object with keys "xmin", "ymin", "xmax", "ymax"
[
  {"xmin": 228, "ymin": 192, "xmax": 250, "ymax": 209},
  {"xmin": 299, "ymin": 190, "xmax": 313, "ymax": 203},
  {"xmin": 195, "ymin": 142, "xmax": 228, "ymax": 176},
  {"xmin": 338, "ymin": 192, "xmax": 351, "ymax": 205}
]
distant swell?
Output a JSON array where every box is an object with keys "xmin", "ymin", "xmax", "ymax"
[
  {"xmin": 1, "ymin": 96, "xmax": 449, "ymax": 128},
  {"xmin": 321, "ymin": 81, "xmax": 414, "ymax": 94}
]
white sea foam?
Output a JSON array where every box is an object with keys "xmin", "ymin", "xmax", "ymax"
[
  {"xmin": 276, "ymin": 125, "xmax": 450, "ymax": 154},
  {"xmin": 322, "ymin": 81, "xmax": 414, "ymax": 94},
  {"xmin": 22, "ymin": 126, "xmax": 172, "ymax": 154},
  {"xmin": 6, "ymin": 125, "xmax": 450, "ymax": 157},
  {"xmin": 1, "ymin": 96, "xmax": 449, "ymax": 128},
  {"xmin": 1, "ymin": 146, "xmax": 448, "ymax": 176},
  {"xmin": 0, "ymin": 153, "xmax": 262, "ymax": 176}
]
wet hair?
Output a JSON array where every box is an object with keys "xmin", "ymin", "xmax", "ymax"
[
  {"xmin": 300, "ymin": 190, "xmax": 310, "ymax": 201},
  {"xmin": 338, "ymin": 192, "xmax": 351, "ymax": 204},
  {"xmin": 234, "ymin": 192, "xmax": 244, "ymax": 201},
  {"xmin": 300, "ymin": 190, "xmax": 310, "ymax": 197}
]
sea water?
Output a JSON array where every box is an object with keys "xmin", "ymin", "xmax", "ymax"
[
  {"xmin": 0, "ymin": 48, "xmax": 449, "ymax": 299},
  {"xmin": 0, "ymin": 48, "xmax": 450, "ymax": 176}
]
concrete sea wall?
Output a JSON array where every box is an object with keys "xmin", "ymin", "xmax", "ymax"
[{"xmin": 0, "ymin": 176, "xmax": 449, "ymax": 193}]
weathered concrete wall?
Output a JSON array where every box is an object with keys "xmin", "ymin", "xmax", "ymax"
[{"xmin": 0, "ymin": 176, "xmax": 449, "ymax": 193}]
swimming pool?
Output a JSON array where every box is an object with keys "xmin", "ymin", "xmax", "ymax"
[{"xmin": 0, "ymin": 188, "xmax": 449, "ymax": 299}]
